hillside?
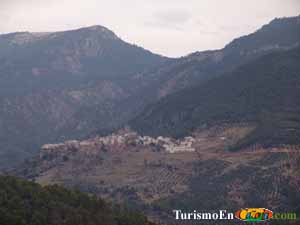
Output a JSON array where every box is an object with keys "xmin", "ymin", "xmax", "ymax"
[
  {"xmin": 0, "ymin": 25, "xmax": 165, "ymax": 95},
  {"xmin": 1, "ymin": 16, "xmax": 299, "ymax": 169},
  {"xmin": 131, "ymin": 47, "xmax": 300, "ymax": 148},
  {"xmin": 0, "ymin": 26, "xmax": 167, "ymax": 168},
  {"xmin": 139, "ymin": 16, "xmax": 300, "ymax": 98},
  {"xmin": 13, "ymin": 128, "xmax": 300, "ymax": 225},
  {"xmin": 0, "ymin": 175, "xmax": 158, "ymax": 225}
]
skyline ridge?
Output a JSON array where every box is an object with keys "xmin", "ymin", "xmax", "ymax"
[{"xmin": 1, "ymin": 15, "xmax": 299, "ymax": 58}]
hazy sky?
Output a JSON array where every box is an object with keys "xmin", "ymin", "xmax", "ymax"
[{"xmin": 1, "ymin": 0, "xmax": 299, "ymax": 57}]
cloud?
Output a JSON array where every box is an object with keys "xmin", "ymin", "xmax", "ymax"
[
  {"xmin": 154, "ymin": 9, "xmax": 192, "ymax": 25},
  {"xmin": 145, "ymin": 9, "xmax": 192, "ymax": 31}
]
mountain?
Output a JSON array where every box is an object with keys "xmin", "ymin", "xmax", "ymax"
[
  {"xmin": 0, "ymin": 26, "xmax": 168, "ymax": 168},
  {"xmin": 138, "ymin": 16, "xmax": 300, "ymax": 98},
  {"xmin": 0, "ymin": 25, "xmax": 165, "ymax": 95},
  {"xmin": 1, "ymin": 16, "xmax": 299, "ymax": 169},
  {"xmin": 131, "ymin": 47, "xmax": 300, "ymax": 149},
  {"xmin": 0, "ymin": 175, "xmax": 158, "ymax": 225}
]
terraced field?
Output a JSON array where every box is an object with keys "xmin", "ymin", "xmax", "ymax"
[{"xmin": 14, "ymin": 125, "xmax": 300, "ymax": 225}]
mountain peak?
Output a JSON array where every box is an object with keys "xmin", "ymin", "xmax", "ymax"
[
  {"xmin": 269, "ymin": 14, "xmax": 300, "ymax": 24},
  {"xmin": 0, "ymin": 25, "xmax": 120, "ymax": 44},
  {"xmin": 76, "ymin": 25, "xmax": 119, "ymax": 40},
  {"xmin": 85, "ymin": 25, "xmax": 107, "ymax": 30},
  {"xmin": 224, "ymin": 15, "xmax": 300, "ymax": 52}
]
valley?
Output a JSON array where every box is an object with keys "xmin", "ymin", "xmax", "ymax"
[{"xmin": 0, "ymin": 13, "xmax": 300, "ymax": 225}]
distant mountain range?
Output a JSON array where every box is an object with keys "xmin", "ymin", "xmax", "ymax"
[{"xmin": 0, "ymin": 16, "xmax": 300, "ymax": 168}]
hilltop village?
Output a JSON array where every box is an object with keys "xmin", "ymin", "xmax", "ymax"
[{"xmin": 41, "ymin": 130, "xmax": 196, "ymax": 154}]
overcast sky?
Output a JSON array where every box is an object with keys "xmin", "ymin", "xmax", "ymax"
[{"xmin": 1, "ymin": 0, "xmax": 299, "ymax": 57}]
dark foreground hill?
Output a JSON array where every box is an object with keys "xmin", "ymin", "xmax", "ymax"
[
  {"xmin": 131, "ymin": 47, "xmax": 300, "ymax": 149},
  {"xmin": 0, "ymin": 175, "xmax": 158, "ymax": 225}
]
